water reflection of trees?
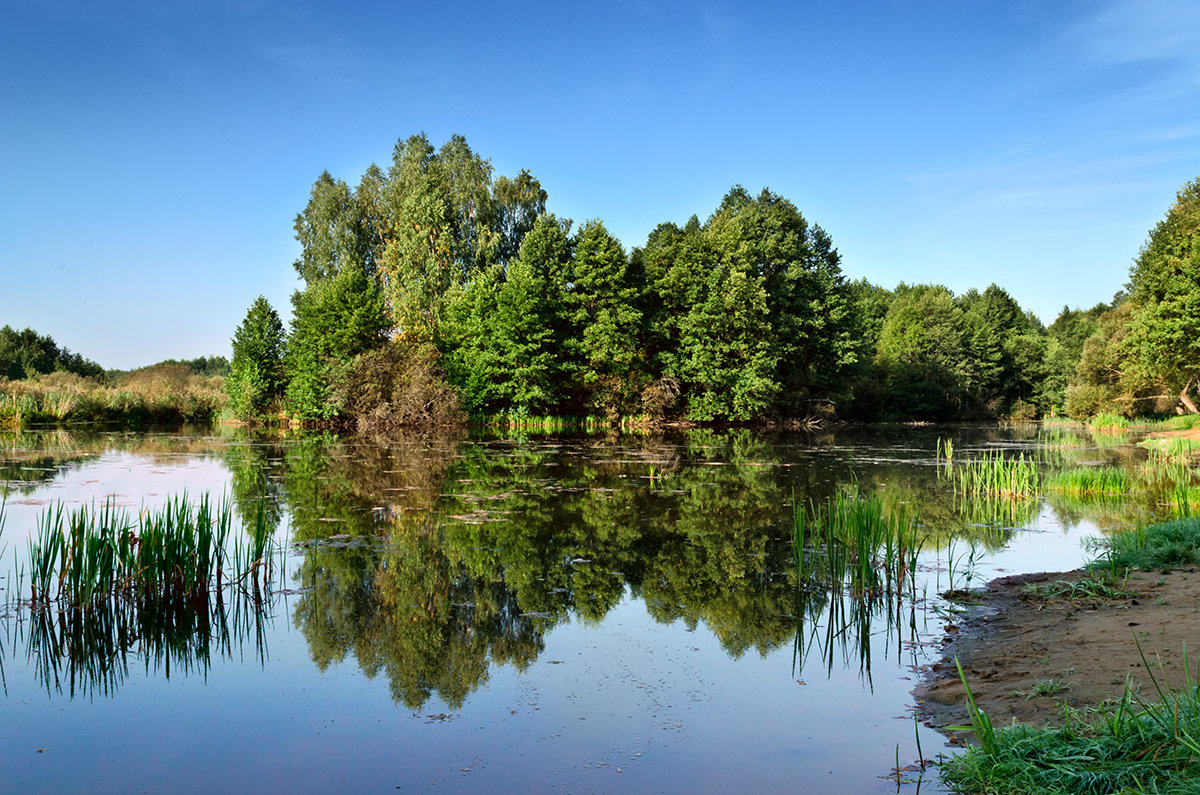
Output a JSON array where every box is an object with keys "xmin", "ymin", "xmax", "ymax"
[
  {"xmin": 9, "ymin": 424, "xmax": 1130, "ymax": 709},
  {"xmin": 282, "ymin": 429, "xmax": 824, "ymax": 708},
  {"xmin": 261, "ymin": 423, "xmax": 1164, "ymax": 711}
]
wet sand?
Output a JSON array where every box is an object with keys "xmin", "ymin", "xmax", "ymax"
[{"xmin": 916, "ymin": 566, "xmax": 1200, "ymax": 742}]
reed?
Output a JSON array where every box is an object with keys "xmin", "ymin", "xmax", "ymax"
[
  {"xmin": 953, "ymin": 492, "xmax": 1040, "ymax": 533},
  {"xmin": 1090, "ymin": 411, "xmax": 1131, "ymax": 432},
  {"xmin": 1045, "ymin": 466, "xmax": 1133, "ymax": 497},
  {"xmin": 949, "ymin": 450, "xmax": 1040, "ymax": 498},
  {"xmin": 0, "ymin": 371, "xmax": 226, "ymax": 427},
  {"xmin": 25, "ymin": 581, "xmax": 272, "ymax": 699},
  {"xmin": 793, "ymin": 488, "xmax": 920, "ymax": 599},
  {"xmin": 24, "ymin": 494, "xmax": 274, "ymax": 606}
]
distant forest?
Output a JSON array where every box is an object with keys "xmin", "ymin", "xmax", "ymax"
[{"xmin": 0, "ymin": 327, "xmax": 228, "ymax": 383}]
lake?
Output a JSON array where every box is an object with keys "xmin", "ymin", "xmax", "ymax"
[{"xmin": 0, "ymin": 423, "xmax": 1162, "ymax": 792}]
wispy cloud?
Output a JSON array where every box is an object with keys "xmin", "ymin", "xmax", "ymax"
[
  {"xmin": 255, "ymin": 38, "xmax": 363, "ymax": 80},
  {"xmin": 1070, "ymin": 0, "xmax": 1200, "ymax": 70}
]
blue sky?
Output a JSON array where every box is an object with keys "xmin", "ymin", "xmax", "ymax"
[{"xmin": 3, "ymin": 0, "xmax": 1198, "ymax": 369}]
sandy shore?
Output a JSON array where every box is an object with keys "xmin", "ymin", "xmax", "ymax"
[{"xmin": 916, "ymin": 566, "xmax": 1200, "ymax": 742}]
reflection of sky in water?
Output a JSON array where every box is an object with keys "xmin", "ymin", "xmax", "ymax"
[
  {"xmin": 2, "ymin": 451, "xmax": 233, "ymax": 544},
  {"xmin": 1, "ymin": 425, "xmax": 1139, "ymax": 793}
]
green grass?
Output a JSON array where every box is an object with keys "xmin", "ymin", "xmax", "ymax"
[
  {"xmin": 1023, "ymin": 573, "xmax": 1133, "ymax": 601},
  {"xmin": 1045, "ymin": 467, "xmax": 1133, "ymax": 497},
  {"xmin": 942, "ymin": 651, "xmax": 1200, "ymax": 795},
  {"xmin": 1097, "ymin": 516, "xmax": 1200, "ymax": 571},
  {"xmin": 1090, "ymin": 412, "xmax": 1131, "ymax": 432},
  {"xmin": 25, "ymin": 494, "xmax": 275, "ymax": 606},
  {"xmin": 949, "ymin": 450, "xmax": 1040, "ymax": 498},
  {"xmin": 1151, "ymin": 415, "xmax": 1200, "ymax": 432},
  {"xmin": 1025, "ymin": 679, "xmax": 1069, "ymax": 699}
]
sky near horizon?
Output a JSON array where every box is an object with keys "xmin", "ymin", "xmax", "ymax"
[{"xmin": 3, "ymin": 0, "xmax": 1199, "ymax": 369}]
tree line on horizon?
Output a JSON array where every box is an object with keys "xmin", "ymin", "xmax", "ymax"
[
  {"xmin": 0, "ymin": 326, "xmax": 229, "ymax": 385},
  {"xmin": 7, "ymin": 132, "xmax": 1188, "ymax": 428},
  {"xmin": 222, "ymin": 133, "xmax": 1200, "ymax": 427}
]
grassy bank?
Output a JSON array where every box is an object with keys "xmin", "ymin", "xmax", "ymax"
[
  {"xmin": 0, "ymin": 367, "xmax": 226, "ymax": 427},
  {"xmin": 942, "ymin": 516, "xmax": 1200, "ymax": 793},
  {"xmin": 943, "ymin": 657, "xmax": 1200, "ymax": 794}
]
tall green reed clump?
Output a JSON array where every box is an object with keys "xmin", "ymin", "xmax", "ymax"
[
  {"xmin": 1090, "ymin": 411, "xmax": 1131, "ymax": 432},
  {"xmin": 26, "ymin": 494, "xmax": 273, "ymax": 606},
  {"xmin": 1045, "ymin": 466, "xmax": 1133, "ymax": 497},
  {"xmin": 793, "ymin": 489, "xmax": 920, "ymax": 599},
  {"xmin": 942, "ymin": 650, "xmax": 1200, "ymax": 795},
  {"xmin": 950, "ymin": 450, "xmax": 1040, "ymax": 498}
]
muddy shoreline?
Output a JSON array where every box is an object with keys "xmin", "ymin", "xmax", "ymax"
[{"xmin": 916, "ymin": 566, "xmax": 1200, "ymax": 742}]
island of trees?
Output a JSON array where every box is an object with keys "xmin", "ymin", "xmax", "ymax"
[
  {"xmin": 224, "ymin": 133, "xmax": 1200, "ymax": 429},
  {"xmin": 4, "ymin": 132, "xmax": 1197, "ymax": 429}
]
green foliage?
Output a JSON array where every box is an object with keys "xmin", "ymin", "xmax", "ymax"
[
  {"xmin": 1042, "ymin": 303, "xmax": 1108, "ymax": 412},
  {"xmin": 291, "ymin": 133, "xmax": 547, "ymax": 343},
  {"xmin": 1062, "ymin": 175, "xmax": 1200, "ymax": 420},
  {"xmin": 152, "ymin": 355, "xmax": 230, "ymax": 378},
  {"xmin": 567, "ymin": 220, "xmax": 646, "ymax": 419},
  {"xmin": 640, "ymin": 187, "xmax": 857, "ymax": 420},
  {"xmin": 0, "ymin": 325, "xmax": 103, "ymax": 380},
  {"xmin": 954, "ymin": 284, "xmax": 1048, "ymax": 415},
  {"xmin": 1125, "ymin": 176, "xmax": 1200, "ymax": 413},
  {"xmin": 441, "ymin": 215, "xmax": 576, "ymax": 416},
  {"xmin": 285, "ymin": 133, "xmax": 1175, "ymax": 425},
  {"xmin": 226, "ymin": 296, "xmax": 286, "ymax": 420},
  {"xmin": 1062, "ymin": 302, "xmax": 1170, "ymax": 419},
  {"xmin": 286, "ymin": 265, "xmax": 387, "ymax": 421},
  {"xmin": 292, "ymin": 171, "xmax": 372, "ymax": 285},
  {"xmin": 874, "ymin": 285, "xmax": 969, "ymax": 419},
  {"xmin": 1101, "ymin": 516, "xmax": 1200, "ymax": 570}
]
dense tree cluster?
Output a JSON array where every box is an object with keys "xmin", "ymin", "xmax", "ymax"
[
  {"xmin": 230, "ymin": 133, "xmax": 1200, "ymax": 424},
  {"xmin": 0, "ymin": 325, "xmax": 103, "ymax": 380},
  {"xmin": 1066, "ymin": 176, "xmax": 1200, "ymax": 417}
]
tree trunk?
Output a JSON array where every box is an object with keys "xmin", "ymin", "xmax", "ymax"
[{"xmin": 1181, "ymin": 379, "xmax": 1200, "ymax": 414}]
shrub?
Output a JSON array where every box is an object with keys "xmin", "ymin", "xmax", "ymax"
[{"xmin": 338, "ymin": 339, "xmax": 463, "ymax": 430}]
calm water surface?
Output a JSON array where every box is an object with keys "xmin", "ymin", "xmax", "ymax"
[{"xmin": 0, "ymin": 424, "xmax": 1160, "ymax": 792}]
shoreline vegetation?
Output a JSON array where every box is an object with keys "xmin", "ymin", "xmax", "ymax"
[{"xmin": 921, "ymin": 516, "xmax": 1200, "ymax": 794}]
